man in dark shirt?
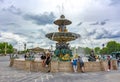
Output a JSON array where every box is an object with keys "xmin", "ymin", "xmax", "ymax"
[{"xmin": 78, "ymin": 56, "xmax": 85, "ymax": 73}]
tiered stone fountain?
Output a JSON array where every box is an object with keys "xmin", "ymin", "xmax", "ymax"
[
  {"xmin": 10, "ymin": 15, "xmax": 118, "ymax": 73},
  {"xmin": 46, "ymin": 15, "xmax": 80, "ymax": 61}
]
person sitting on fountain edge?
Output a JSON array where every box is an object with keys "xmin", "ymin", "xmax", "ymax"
[
  {"xmin": 71, "ymin": 56, "xmax": 78, "ymax": 72},
  {"xmin": 45, "ymin": 52, "xmax": 51, "ymax": 67},
  {"xmin": 41, "ymin": 52, "xmax": 46, "ymax": 67}
]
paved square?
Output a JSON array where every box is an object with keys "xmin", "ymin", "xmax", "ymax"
[{"xmin": 0, "ymin": 56, "xmax": 120, "ymax": 82}]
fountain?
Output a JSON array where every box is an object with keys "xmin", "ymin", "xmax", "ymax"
[
  {"xmin": 46, "ymin": 15, "xmax": 80, "ymax": 61},
  {"xmin": 10, "ymin": 15, "xmax": 118, "ymax": 73}
]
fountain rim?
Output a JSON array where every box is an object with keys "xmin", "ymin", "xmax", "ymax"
[
  {"xmin": 45, "ymin": 32, "xmax": 80, "ymax": 42},
  {"xmin": 54, "ymin": 19, "xmax": 72, "ymax": 25}
]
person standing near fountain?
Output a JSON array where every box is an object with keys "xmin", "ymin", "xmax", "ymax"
[
  {"xmin": 24, "ymin": 54, "xmax": 27, "ymax": 60},
  {"xmin": 107, "ymin": 56, "xmax": 112, "ymax": 71},
  {"xmin": 78, "ymin": 56, "xmax": 85, "ymax": 73},
  {"xmin": 45, "ymin": 52, "xmax": 51, "ymax": 67},
  {"xmin": 41, "ymin": 52, "xmax": 46, "ymax": 67}
]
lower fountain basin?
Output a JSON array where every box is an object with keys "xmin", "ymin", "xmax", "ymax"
[{"xmin": 10, "ymin": 59, "xmax": 118, "ymax": 72}]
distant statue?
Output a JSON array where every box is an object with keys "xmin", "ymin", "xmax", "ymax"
[{"xmin": 89, "ymin": 50, "xmax": 96, "ymax": 61}]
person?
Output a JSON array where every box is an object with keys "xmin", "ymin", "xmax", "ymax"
[
  {"xmin": 107, "ymin": 56, "xmax": 111, "ymax": 71},
  {"xmin": 78, "ymin": 56, "xmax": 85, "ymax": 73},
  {"xmin": 71, "ymin": 57, "xmax": 78, "ymax": 72},
  {"xmin": 45, "ymin": 53, "xmax": 51, "ymax": 67},
  {"xmin": 117, "ymin": 57, "xmax": 120, "ymax": 67},
  {"xmin": 44, "ymin": 52, "xmax": 51, "ymax": 73},
  {"xmin": 41, "ymin": 52, "xmax": 46, "ymax": 67},
  {"xmin": 24, "ymin": 54, "xmax": 27, "ymax": 60}
]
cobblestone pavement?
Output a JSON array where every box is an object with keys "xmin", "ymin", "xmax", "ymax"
[{"xmin": 0, "ymin": 56, "xmax": 120, "ymax": 82}]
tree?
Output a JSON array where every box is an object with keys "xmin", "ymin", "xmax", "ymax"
[
  {"xmin": 94, "ymin": 47, "xmax": 100, "ymax": 55},
  {"xmin": 0, "ymin": 42, "xmax": 14, "ymax": 55},
  {"xmin": 100, "ymin": 47, "xmax": 108, "ymax": 55},
  {"xmin": 7, "ymin": 44, "xmax": 14, "ymax": 53},
  {"xmin": 84, "ymin": 47, "xmax": 91, "ymax": 55},
  {"xmin": 106, "ymin": 41, "xmax": 118, "ymax": 54},
  {"xmin": 115, "ymin": 43, "xmax": 120, "ymax": 51}
]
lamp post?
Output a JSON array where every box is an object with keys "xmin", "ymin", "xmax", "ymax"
[
  {"xmin": 4, "ymin": 42, "xmax": 7, "ymax": 56},
  {"xmin": 24, "ymin": 43, "xmax": 27, "ymax": 51},
  {"xmin": 102, "ymin": 44, "xmax": 105, "ymax": 49},
  {"xmin": 51, "ymin": 45, "xmax": 53, "ymax": 51}
]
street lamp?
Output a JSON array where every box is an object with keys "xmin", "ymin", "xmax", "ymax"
[
  {"xmin": 102, "ymin": 44, "xmax": 105, "ymax": 49},
  {"xmin": 24, "ymin": 43, "xmax": 27, "ymax": 51},
  {"xmin": 4, "ymin": 42, "xmax": 7, "ymax": 55}
]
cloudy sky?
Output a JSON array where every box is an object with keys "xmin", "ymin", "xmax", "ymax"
[{"xmin": 0, "ymin": 0, "xmax": 120, "ymax": 50}]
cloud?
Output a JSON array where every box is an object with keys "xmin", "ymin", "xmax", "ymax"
[
  {"xmin": 13, "ymin": 29, "xmax": 48, "ymax": 46},
  {"xmin": 94, "ymin": 28, "xmax": 120, "ymax": 39},
  {"xmin": 84, "ymin": 28, "xmax": 120, "ymax": 41},
  {"xmin": 0, "ymin": 32, "xmax": 1, "ymax": 37},
  {"xmin": 77, "ymin": 22, "xmax": 82, "ymax": 26},
  {"xmin": 0, "ymin": 0, "xmax": 120, "ymax": 49},
  {"xmin": 0, "ymin": 23, "xmax": 22, "ymax": 33},
  {"xmin": 4, "ymin": 23, "xmax": 21, "ymax": 27},
  {"xmin": 108, "ymin": 31, "xmax": 120, "ymax": 38},
  {"xmin": 0, "ymin": 28, "xmax": 8, "ymax": 32},
  {"xmin": 0, "ymin": 0, "xmax": 3, "ymax": 3},
  {"xmin": 90, "ymin": 22, "xmax": 99, "ymax": 25},
  {"xmin": 38, "ymin": 29, "xmax": 46, "ymax": 35},
  {"xmin": 100, "ymin": 21, "xmax": 106, "ymax": 25},
  {"xmin": 23, "ymin": 12, "xmax": 56, "ymax": 25},
  {"xmin": 86, "ymin": 29, "xmax": 97, "ymax": 36},
  {"xmin": 90, "ymin": 19, "xmax": 109, "ymax": 26},
  {"xmin": 0, "ymin": 32, "xmax": 27, "ymax": 49},
  {"xmin": 0, "ymin": 32, "xmax": 26, "ymax": 42},
  {"xmin": 2, "ymin": 5, "xmax": 22, "ymax": 15},
  {"xmin": 110, "ymin": 0, "xmax": 120, "ymax": 5},
  {"xmin": 25, "ymin": 29, "xmax": 46, "ymax": 40},
  {"xmin": 14, "ymin": 32, "xmax": 28, "ymax": 37}
]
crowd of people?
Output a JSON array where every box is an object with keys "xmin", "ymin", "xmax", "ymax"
[
  {"xmin": 24, "ymin": 51, "xmax": 52, "ymax": 67},
  {"xmin": 71, "ymin": 54, "xmax": 120, "ymax": 73},
  {"xmin": 22, "ymin": 51, "xmax": 119, "ymax": 73}
]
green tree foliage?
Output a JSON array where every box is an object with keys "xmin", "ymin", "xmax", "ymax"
[
  {"xmin": 99, "ymin": 41, "xmax": 120, "ymax": 55},
  {"xmin": 115, "ymin": 43, "xmax": 120, "ymax": 51},
  {"xmin": 85, "ymin": 41, "xmax": 120, "ymax": 55},
  {"xmin": 0, "ymin": 42, "xmax": 14, "ymax": 55},
  {"xmin": 94, "ymin": 47, "xmax": 100, "ymax": 54},
  {"xmin": 84, "ymin": 47, "xmax": 91, "ymax": 55},
  {"xmin": 100, "ymin": 47, "xmax": 108, "ymax": 55},
  {"xmin": 106, "ymin": 41, "xmax": 118, "ymax": 54}
]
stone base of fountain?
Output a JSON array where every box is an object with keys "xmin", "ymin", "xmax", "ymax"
[{"xmin": 10, "ymin": 59, "xmax": 118, "ymax": 72}]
